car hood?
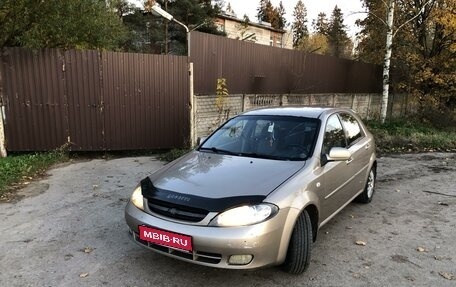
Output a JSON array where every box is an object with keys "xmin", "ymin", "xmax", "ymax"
[{"xmin": 148, "ymin": 151, "xmax": 305, "ymax": 200}]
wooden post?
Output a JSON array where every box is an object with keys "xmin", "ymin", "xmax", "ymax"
[{"xmin": 0, "ymin": 106, "xmax": 6, "ymax": 157}]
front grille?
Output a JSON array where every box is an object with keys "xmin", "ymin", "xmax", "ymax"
[
  {"xmin": 131, "ymin": 230, "xmax": 222, "ymax": 264},
  {"xmin": 147, "ymin": 198, "xmax": 209, "ymax": 222}
]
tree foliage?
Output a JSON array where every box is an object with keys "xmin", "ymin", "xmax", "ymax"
[
  {"xmin": 292, "ymin": 0, "xmax": 308, "ymax": 48},
  {"xmin": 297, "ymin": 34, "xmax": 330, "ymax": 55},
  {"xmin": 0, "ymin": 0, "xmax": 227, "ymax": 54},
  {"xmin": 256, "ymin": 0, "xmax": 287, "ymax": 29},
  {"xmin": 313, "ymin": 12, "xmax": 329, "ymax": 35},
  {"xmin": 0, "ymin": 0, "xmax": 128, "ymax": 50},
  {"xmin": 235, "ymin": 15, "xmax": 257, "ymax": 42},
  {"xmin": 137, "ymin": 0, "xmax": 225, "ymax": 54},
  {"xmin": 357, "ymin": 0, "xmax": 456, "ymax": 116}
]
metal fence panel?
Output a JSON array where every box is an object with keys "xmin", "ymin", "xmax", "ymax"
[
  {"xmin": 102, "ymin": 52, "xmax": 189, "ymax": 150},
  {"xmin": 190, "ymin": 31, "xmax": 382, "ymax": 95},
  {"xmin": 1, "ymin": 48, "xmax": 189, "ymax": 151},
  {"xmin": 0, "ymin": 48, "xmax": 68, "ymax": 151},
  {"xmin": 65, "ymin": 49, "xmax": 104, "ymax": 150}
]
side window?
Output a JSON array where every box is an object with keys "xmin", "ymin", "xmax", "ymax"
[
  {"xmin": 339, "ymin": 113, "xmax": 364, "ymax": 147},
  {"xmin": 322, "ymin": 115, "xmax": 346, "ymax": 155}
]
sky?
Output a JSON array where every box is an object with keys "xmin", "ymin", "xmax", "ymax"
[{"xmin": 227, "ymin": 0, "xmax": 366, "ymax": 37}]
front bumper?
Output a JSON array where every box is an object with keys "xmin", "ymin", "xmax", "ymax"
[{"xmin": 125, "ymin": 201, "xmax": 298, "ymax": 269}]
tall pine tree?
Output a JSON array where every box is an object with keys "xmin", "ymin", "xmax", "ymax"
[
  {"xmin": 276, "ymin": 2, "xmax": 287, "ymax": 29},
  {"xmin": 313, "ymin": 12, "xmax": 329, "ymax": 35},
  {"xmin": 292, "ymin": 0, "xmax": 308, "ymax": 47},
  {"xmin": 256, "ymin": 0, "xmax": 286, "ymax": 30},
  {"xmin": 327, "ymin": 6, "xmax": 350, "ymax": 58}
]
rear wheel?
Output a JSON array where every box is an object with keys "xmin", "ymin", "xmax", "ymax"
[
  {"xmin": 355, "ymin": 167, "xmax": 376, "ymax": 203},
  {"xmin": 281, "ymin": 210, "xmax": 312, "ymax": 274}
]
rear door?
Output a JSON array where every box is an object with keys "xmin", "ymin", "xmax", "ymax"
[{"xmin": 339, "ymin": 113, "xmax": 372, "ymax": 194}]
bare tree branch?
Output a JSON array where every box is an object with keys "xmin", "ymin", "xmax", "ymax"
[
  {"xmin": 392, "ymin": 0, "xmax": 433, "ymax": 38},
  {"xmin": 347, "ymin": 11, "xmax": 388, "ymax": 26}
]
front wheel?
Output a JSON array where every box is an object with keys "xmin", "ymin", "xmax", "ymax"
[
  {"xmin": 355, "ymin": 167, "xmax": 376, "ymax": 203},
  {"xmin": 281, "ymin": 210, "xmax": 312, "ymax": 274}
]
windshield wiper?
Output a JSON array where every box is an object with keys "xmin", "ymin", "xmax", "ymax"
[
  {"xmin": 238, "ymin": 152, "xmax": 289, "ymax": 161},
  {"xmin": 199, "ymin": 147, "xmax": 239, "ymax": 156}
]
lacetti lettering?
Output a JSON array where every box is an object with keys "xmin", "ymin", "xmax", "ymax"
[
  {"xmin": 139, "ymin": 226, "xmax": 192, "ymax": 251},
  {"xmin": 166, "ymin": 194, "xmax": 191, "ymax": 202}
]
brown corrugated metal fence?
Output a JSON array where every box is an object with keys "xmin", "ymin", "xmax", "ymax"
[
  {"xmin": 0, "ymin": 32, "xmax": 383, "ymax": 152},
  {"xmin": 0, "ymin": 48, "xmax": 189, "ymax": 151},
  {"xmin": 190, "ymin": 31, "xmax": 382, "ymax": 95}
]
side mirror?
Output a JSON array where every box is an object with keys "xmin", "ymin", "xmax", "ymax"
[
  {"xmin": 321, "ymin": 147, "xmax": 351, "ymax": 166},
  {"xmin": 327, "ymin": 147, "xmax": 351, "ymax": 161}
]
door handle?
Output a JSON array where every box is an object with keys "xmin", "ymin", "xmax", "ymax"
[{"xmin": 346, "ymin": 157, "xmax": 353, "ymax": 164}]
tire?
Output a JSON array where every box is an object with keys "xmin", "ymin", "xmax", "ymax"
[
  {"xmin": 355, "ymin": 167, "xmax": 376, "ymax": 203},
  {"xmin": 281, "ymin": 210, "xmax": 312, "ymax": 274}
]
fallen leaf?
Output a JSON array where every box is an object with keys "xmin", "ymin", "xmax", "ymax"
[
  {"xmin": 79, "ymin": 273, "xmax": 89, "ymax": 278},
  {"xmin": 405, "ymin": 276, "xmax": 415, "ymax": 282},
  {"xmin": 355, "ymin": 240, "xmax": 367, "ymax": 246},
  {"xmin": 352, "ymin": 273, "xmax": 361, "ymax": 279},
  {"xmin": 350, "ymin": 215, "xmax": 355, "ymax": 219},
  {"xmin": 346, "ymin": 226, "xmax": 353, "ymax": 229},
  {"xmin": 83, "ymin": 247, "xmax": 94, "ymax": 253},
  {"xmin": 417, "ymin": 246, "xmax": 427, "ymax": 252},
  {"xmin": 438, "ymin": 202, "xmax": 449, "ymax": 206},
  {"xmin": 438, "ymin": 272, "xmax": 455, "ymax": 280},
  {"xmin": 396, "ymin": 189, "xmax": 400, "ymax": 192}
]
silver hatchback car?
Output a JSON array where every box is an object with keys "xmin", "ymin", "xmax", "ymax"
[{"xmin": 125, "ymin": 107, "xmax": 376, "ymax": 274}]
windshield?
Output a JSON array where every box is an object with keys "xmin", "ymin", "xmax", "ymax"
[{"xmin": 199, "ymin": 115, "xmax": 320, "ymax": 161}]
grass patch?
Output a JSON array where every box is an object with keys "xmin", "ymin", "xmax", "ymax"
[
  {"xmin": 366, "ymin": 119, "xmax": 456, "ymax": 154},
  {"xmin": 0, "ymin": 151, "xmax": 68, "ymax": 195}
]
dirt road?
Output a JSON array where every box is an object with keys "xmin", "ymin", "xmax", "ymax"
[{"xmin": 0, "ymin": 153, "xmax": 455, "ymax": 286}]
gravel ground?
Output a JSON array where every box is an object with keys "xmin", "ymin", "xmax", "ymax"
[{"xmin": 0, "ymin": 153, "xmax": 455, "ymax": 287}]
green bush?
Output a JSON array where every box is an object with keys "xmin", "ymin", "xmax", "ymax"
[
  {"xmin": 366, "ymin": 119, "xmax": 456, "ymax": 154},
  {"xmin": 0, "ymin": 151, "xmax": 68, "ymax": 194}
]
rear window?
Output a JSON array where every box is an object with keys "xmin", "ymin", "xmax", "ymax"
[{"xmin": 339, "ymin": 113, "xmax": 364, "ymax": 146}]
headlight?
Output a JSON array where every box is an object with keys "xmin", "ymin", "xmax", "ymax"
[
  {"xmin": 210, "ymin": 204, "xmax": 278, "ymax": 227},
  {"xmin": 130, "ymin": 186, "xmax": 144, "ymax": 210}
]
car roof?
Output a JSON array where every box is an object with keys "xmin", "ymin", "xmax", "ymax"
[{"xmin": 241, "ymin": 106, "xmax": 353, "ymax": 119}]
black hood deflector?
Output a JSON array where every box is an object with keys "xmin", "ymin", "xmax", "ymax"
[{"xmin": 140, "ymin": 177, "xmax": 266, "ymax": 212}]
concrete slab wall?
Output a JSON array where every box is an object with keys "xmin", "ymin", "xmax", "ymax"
[{"xmin": 195, "ymin": 93, "xmax": 413, "ymax": 138}]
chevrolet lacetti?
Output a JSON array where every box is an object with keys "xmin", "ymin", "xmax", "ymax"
[{"xmin": 125, "ymin": 107, "xmax": 377, "ymax": 274}]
